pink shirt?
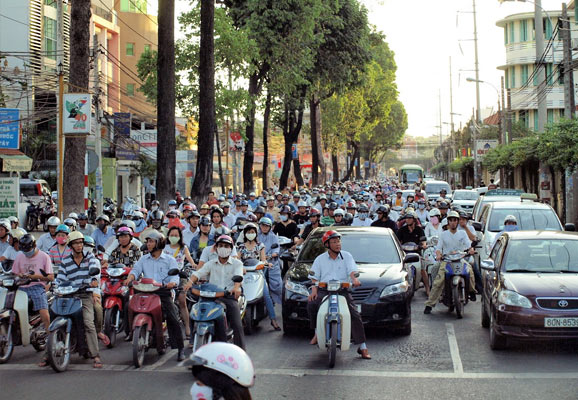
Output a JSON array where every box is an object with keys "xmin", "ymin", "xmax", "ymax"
[{"xmin": 12, "ymin": 250, "xmax": 54, "ymax": 288}]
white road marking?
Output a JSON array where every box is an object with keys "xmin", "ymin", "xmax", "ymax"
[
  {"xmin": 446, "ymin": 322, "xmax": 464, "ymax": 374},
  {"xmin": 141, "ymin": 349, "xmax": 177, "ymax": 371}
]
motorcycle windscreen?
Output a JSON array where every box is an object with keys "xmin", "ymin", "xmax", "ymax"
[
  {"xmin": 316, "ymin": 295, "xmax": 351, "ymax": 351},
  {"xmin": 51, "ymin": 297, "xmax": 83, "ymax": 317},
  {"xmin": 190, "ymin": 302, "xmax": 225, "ymax": 322},
  {"xmin": 14, "ymin": 290, "xmax": 31, "ymax": 345}
]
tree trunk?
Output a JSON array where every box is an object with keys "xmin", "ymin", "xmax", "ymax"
[
  {"xmin": 279, "ymin": 104, "xmax": 292, "ymax": 190},
  {"xmin": 342, "ymin": 141, "xmax": 359, "ymax": 182},
  {"xmin": 279, "ymin": 88, "xmax": 307, "ymax": 189},
  {"xmin": 156, "ymin": 0, "xmax": 176, "ymax": 208},
  {"xmin": 243, "ymin": 73, "xmax": 259, "ymax": 194},
  {"xmin": 63, "ymin": 0, "xmax": 90, "ymax": 216},
  {"xmin": 355, "ymin": 147, "xmax": 361, "ymax": 180},
  {"xmin": 191, "ymin": 0, "xmax": 215, "ymax": 204},
  {"xmin": 309, "ymin": 94, "xmax": 325, "ymax": 186},
  {"xmin": 331, "ymin": 152, "xmax": 339, "ymax": 182},
  {"xmin": 561, "ymin": 168, "xmax": 566, "ymax": 223},
  {"xmin": 550, "ymin": 167, "xmax": 558, "ymax": 212},
  {"xmin": 262, "ymin": 90, "xmax": 272, "ymax": 191},
  {"xmin": 293, "ymin": 158, "xmax": 304, "ymax": 187}
]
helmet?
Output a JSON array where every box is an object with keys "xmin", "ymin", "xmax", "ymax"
[
  {"xmin": 438, "ymin": 201, "xmax": 449, "ymax": 209},
  {"xmin": 96, "ymin": 214, "xmax": 110, "ymax": 224},
  {"xmin": 220, "ymin": 201, "xmax": 231, "ymax": 208},
  {"xmin": 199, "ymin": 217, "xmax": 212, "ymax": 226},
  {"xmin": 333, "ymin": 208, "xmax": 345, "ymax": 217},
  {"xmin": 343, "ymin": 213, "xmax": 354, "ymax": 225},
  {"xmin": 84, "ymin": 235, "xmax": 96, "ymax": 249},
  {"xmin": 67, "ymin": 231, "xmax": 84, "ymax": 245},
  {"xmin": 279, "ymin": 205, "xmax": 291, "ymax": 214},
  {"xmin": 309, "ymin": 208, "xmax": 321, "ymax": 217},
  {"xmin": 297, "ymin": 201, "xmax": 307, "ymax": 208},
  {"xmin": 253, "ymin": 206, "xmax": 265, "ymax": 215},
  {"xmin": 144, "ymin": 230, "xmax": 166, "ymax": 251},
  {"xmin": 47, "ymin": 216, "xmax": 61, "ymax": 227},
  {"xmin": 63, "ymin": 218, "xmax": 77, "ymax": 228},
  {"xmin": 405, "ymin": 210, "xmax": 418, "ymax": 220},
  {"xmin": 190, "ymin": 342, "xmax": 255, "ymax": 388},
  {"xmin": 10, "ymin": 227, "xmax": 27, "ymax": 240},
  {"xmin": 458, "ymin": 211, "xmax": 469, "ymax": 219},
  {"xmin": 151, "ymin": 200, "xmax": 160, "ymax": 206},
  {"xmin": 150, "ymin": 210, "xmax": 164, "ymax": 221},
  {"xmin": 20, "ymin": 234, "xmax": 36, "ymax": 252},
  {"xmin": 215, "ymin": 234, "xmax": 234, "ymax": 247},
  {"xmin": 8, "ymin": 216, "xmax": 18, "ymax": 223},
  {"xmin": 259, "ymin": 217, "xmax": 273, "ymax": 226},
  {"xmin": 447, "ymin": 210, "xmax": 460, "ymax": 220},
  {"xmin": 68, "ymin": 212, "xmax": 79, "ymax": 220},
  {"xmin": 116, "ymin": 226, "xmax": 133, "ymax": 237},
  {"xmin": 132, "ymin": 211, "xmax": 144, "ymax": 219},
  {"xmin": 243, "ymin": 223, "xmax": 258, "ymax": 233},
  {"xmin": 504, "ymin": 214, "xmax": 518, "ymax": 224},
  {"xmin": 240, "ymin": 200, "xmax": 249, "ymax": 207},
  {"xmin": 182, "ymin": 204, "xmax": 193, "ymax": 211},
  {"xmin": 376, "ymin": 205, "xmax": 390, "ymax": 214},
  {"xmin": 346, "ymin": 201, "xmax": 357, "ymax": 210},
  {"xmin": 322, "ymin": 230, "xmax": 341, "ymax": 247},
  {"xmin": 166, "ymin": 209, "xmax": 181, "ymax": 218},
  {"xmin": 55, "ymin": 224, "xmax": 70, "ymax": 235},
  {"xmin": 210, "ymin": 207, "xmax": 224, "ymax": 217},
  {"xmin": 328, "ymin": 202, "xmax": 338, "ymax": 210},
  {"xmin": 0, "ymin": 220, "xmax": 10, "ymax": 232},
  {"xmin": 249, "ymin": 192, "xmax": 256, "ymax": 197},
  {"xmin": 358, "ymin": 204, "xmax": 369, "ymax": 213},
  {"xmin": 78, "ymin": 213, "xmax": 88, "ymax": 220},
  {"xmin": 168, "ymin": 200, "xmax": 177, "ymax": 206},
  {"xmin": 189, "ymin": 211, "xmax": 201, "ymax": 219},
  {"xmin": 429, "ymin": 208, "xmax": 441, "ymax": 218}
]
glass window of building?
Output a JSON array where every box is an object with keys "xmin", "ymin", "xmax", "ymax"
[
  {"xmin": 120, "ymin": 0, "xmax": 148, "ymax": 13},
  {"xmin": 521, "ymin": 65, "xmax": 529, "ymax": 85},
  {"xmin": 509, "ymin": 22, "xmax": 515, "ymax": 43},
  {"xmin": 127, "ymin": 83, "xmax": 135, "ymax": 97},
  {"xmin": 43, "ymin": 16, "xmax": 57, "ymax": 61},
  {"xmin": 520, "ymin": 20, "xmax": 528, "ymax": 41},
  {"xmin": 510, "ymin": 66, "xmax": 516, "ymax": 88},
  {"xmin": 126, "ymin": 42, "xmax": 135, "ymax": 56},
  {"xmin": 144, "ymin": 44, "xmax": 151, "ymax": 54}
]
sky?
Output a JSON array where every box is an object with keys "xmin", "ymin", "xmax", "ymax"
[{"xmin": 360, "ymin": 0, "xmax": 564, "ymax": 138}]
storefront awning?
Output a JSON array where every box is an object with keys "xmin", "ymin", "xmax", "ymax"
[{"xmin": 0, "ymin": 150, "xmax": 33, "ymax": 172}]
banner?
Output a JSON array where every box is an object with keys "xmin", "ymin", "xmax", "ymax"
[
  {"xmin": 0, "ymin": 177, "xmax": 19, "ymax": 219},
  {"xmin": 114, "ymin": 113, "xmax": 138, "ymax": 160},
  {"xmin": 63, "ymin": 93, "xmax": 92, "ymax": 134},
  {"xmin": 475, "ymin": 139, "xmax": 499, "ymax": 161},
  {"xmin": 0, "ymin": 108, "xmax": 20, "ymax": 149},
  {"xmin": 229, "ymin": 131, "xmax": 244, "ymax": 152},
  {"xmin": 291, "ymin": 143, "xmax": 298, "ymax": 160}
]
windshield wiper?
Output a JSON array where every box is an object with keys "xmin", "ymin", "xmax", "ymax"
[{"xmin": 505, "ymin": 269, "xmax": 533, "ymax": 272}]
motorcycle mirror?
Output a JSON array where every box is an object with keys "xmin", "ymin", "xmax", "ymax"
[
  {"xmin": 271, "ymin": 243, "xmax": 279, "ymax": 249},
  {"xmin": 232, "ymin": 275, "xmax": 243, "ymax": 283},
  {"xmin": 353, "ymin": 272, "xmax": 360, "ymax": 278},
  {"xmin": 39, "ymin": 269, "xmax": 48, "ymax": 277},
  {"xmin": 167, "ymin": 268, "xmax": 180, "ymax": 276},
  {"xmin": 97, "ymin": 245, "xmax": 106, "ymax": 253},
  {"xmin": 472, "ymin": 222, "xmax": 483, "ymax": 232},
  {"xmin": 88, "ymin": 267, "xmax": 101, "ymax": 276},
  {"xmin": 140, "ymin": 244, "xmax": 148, "ymax": 252},
  {"xmin": 280, "ymin": 251, "xmax": 295, "ymax": 263}
]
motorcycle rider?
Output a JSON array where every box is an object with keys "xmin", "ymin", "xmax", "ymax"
[
  {"xmin": 307, "ymin": 231, "xmax": 371, "ymax": 359},
  {"xmin": 140, "ymin": 210, "xmax": 168, "ymax": 239},
  {"xmin": 131, "ymin": 211, "xmax": 147, "ymax": 236},
  {"xmin": 184, "ymin": 235, "xmax": 246, "ymax": 350},
  {"xmin": 92, "ymin": 215, "xmax": 114, "ymax": 249},
  {"xmin": 332, "ymin": 208, "xmax": 347, "ymax": 226},
  {"xmin": 424, "ymin": 211, "xmax": 476, "ymax": 315},
  {"xmin": 320, "ymin": 202, "xmax": 338, "ymax": 226},
  {"xmin": 189, "ymin": 217, "xmax": 215, "ymax": 261},
  {"xmin": 55, "ymin": 231, "xmax": 103, "ymax": 368},
  {"xmin": 257, "ymin": 218, "xmax": 282, "ymax": 303},
  {"xmin": 221, "ymin": 202, "xmax": 236, "ymax": 228},
  {"xmin": 105, "ymin": 227, "xmax": 142, "ymax": 269},
  {"xmin": 415, "ymin": 199, "xmax": 429, "ymax": 225},
  {"xmin": 296, "ymin": 209, "xmax": 324, "ymax": 244},
  {"xmin": 77, "ymin": 213, "xmax": 95, "ymax": 237},
  {"xmin": 8, "ymin": 216, "xmax": 19, "ymax": 230},
  {"xmin": 47, "ymin": 224, "xmax": 72, "ymax": 274},
  {"xmin": 63, "ymin": 217, "xmax": 77, "ymax": 232},
  {"xmin": 265, "ymin": 196, "xmax": 280, "ymax": 222},
  {"xmin": 0, "ymin": 219, "xmax": 12, "ymax": 256},
  {"xmin": 36, "ymin": 216, "xmax": 61, "ymax": 252},
  {"xmin": 190, "ymin": 342, "xmax": 254, "ymax": 400},
  {"xmin": 396, "ymin": 210, "xmax": 429, "ymax": 296},
  {"xmin": 371, "ymin": 205, "xmax": 398, "ymax": 233},
  {"xmin": 183, "ymin": 211, "xmax": 201, "ymax": 249},
  {"xmin": 273, "ymin": 206, "xmax": 299, "ymax": 242},
  {"xmin": 492, "ymin": 214, "xmax": 520, "ymax": 247},
  {"xmin": 125, "ymin": 230, "xmax": 185, "ymax": 361},
  {"xmin": 293, "ymin": 201, "xmax": 309, "ymax": 225},
  {"xmin": 0, "ymin": 228, "xmax": 27, "ymax": 263},
  {"xmin": 351, "ymin": 204, "xmax": 372, "ymax": 227},
  {"xmin": 424, "ymin": 208, "xmax": 443, "ymax": 238}
]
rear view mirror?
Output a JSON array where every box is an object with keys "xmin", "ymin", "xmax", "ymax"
[
  {"xmin": 480, "ymin": 259, "xmax": 495, "ymax": 271},
  {"xmin": 564, "ymin": 223, "xmax": 576, "ymax": 232},
  {"xmin": 88, "ymin": 267, "xmax": 101, "ymax": 276},
  {"xmin": 97, "ymin": 245, "xmax": 106, "ymax": 253},
  {"xmin": 472, "ymin": 222, "xmax": 482, "ymax": 232},
  {"xmin": 167, "ymin": 268, "xmax": 179, "ymax": 276},
  {"xmin": 403, "ymin": 253, "xmax": 420, "ymax": 264},
  {"xmin": 232, "ymin": 275, "xmax": 243, "ymax": 283},
  {"xmin": 271, "ymin": 243, "xmax": 279, "ymax": 249}
]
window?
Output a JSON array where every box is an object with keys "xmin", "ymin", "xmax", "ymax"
[
  {"xmin": 44, "ymin": 0, "xmax": 56, "ymax": 8},
  {"xmin": 126, "ymin": 42, "xmax": 134, "ymax": 56},
  {"xmin": 505, "ymin": 69, "xmax": 509, "ymax": 89},
  {"xmin": 521, "ymin": 65, "xmax": 528, "ymax": 85},
  {"xmin": 546, "ymin": 63, "xmax": 553, "ymax": 85},
  {"xmin": 43, "ymin": 16, "xmax": 57, "ymax": 61},
  {"xmin": 504, "ymin": 27, "xmax": 508, "ymax": 45},
  {"xmin": 547, "ymin": 109, "xmax": 554, "ymax": 125},
  {"xmin": 510, "ymin": 66, "xmax": 516, "ymax": 88},
  {"xmin": 534, "ymin": 110, "xmax": 538, "ymax": 131},
  {"xmin": 533, "ymin": 65, "xmax": 541, "ymax": 86},
  {"xmin": 520, "ymin": 20, "xmax": 528, "ymax": 41},
  {"xmin": 544, "ymin": 18, "xmax": 552, "ymax": 40},
  {"xmin": 120, "ymin": 0, "xmax": 148, "ymax": 13},
  {"xmin": 509, "ymin": 22, "xmax": 515, "ymax": 43},
  {"xmin": 127, "ymin": 83, "xmax": 135, "ymax": 96},
  {"xmin": 519, "ymin": 110, "xmax": 528, "ymax": 128},
  {"xmin": 144, "ymin": 44, "xmax": 151, "ymax": 53},
  {"xmin": 532, "ymin": 19, "xmax": 536, "ymax": 40}
]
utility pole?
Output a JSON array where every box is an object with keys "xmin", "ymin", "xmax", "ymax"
[
  {"xmin": 500, "ymin": 76, "xmax": 507, "ymax": 187},
  {"xmin": 449, "ymin": 56, "xmax": 455, "ymax": 165},
  {"xmin": 93, "ymin": 35, "xmax": 103, "ymax": 216},
  {"xmin": 472, "ymin": 0, "xmax": 481, "ymax": 187},
  {"xmin": 56, "ymin": 0, "xmax": 63, "ymax": 219}
]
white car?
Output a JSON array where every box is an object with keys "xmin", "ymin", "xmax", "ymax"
[
  {"xmin": 424, "ymin": 180, "xmax": 452, "ymax": 204},
  {"xmin": 451, "ymin": 190, "xmax": 480, "ymax": 213}
]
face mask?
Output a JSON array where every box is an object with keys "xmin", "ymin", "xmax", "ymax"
[
  {"xmin": 245, "ymin": 232, "xmax": 257, "ymax": 241},
  {"xmin": 97, "ymin": 223, "xmax": 106, "ymax": 231},
  {"xmin": 430, "ymin": 216, "xmax": 439, "ymax": 225},
  {"xmin": 280, "ymin": 215, "xmax": 288, "ymax": 222},
  {"xmin": 151, "ymin": 206, "xmax": 159, "ymax": 211},
  {"xmin": 23, "ymin": 249, "xmax": 36, "ymax": 258},
  {"xmin": 169, "ymin": 206, "xmax": 176, "ymax": 211},
  {"xmin": 190, "ymin": 383, "xmax": 213, "ymax": 400},
  {"xmin": 419, "ymin": 204, "xmax": 425, "ymax": 209},
  {"xmin": 169, "ymin": 236, "xmax": 180, "ymax": 245},
  {"xmin": 217, "ymin": 247, "xmax": 232, "ymax": 258},
  {"xmin": 56, "ymin": 237, "xmax": 68, "ymax": 245},
  {"xmin": 504, "ymin": 224, "xmax": 519, "ymax": 232},
  {"xmin": 359, "ymin": 213, "xmax": 368, "ymax": 219}
]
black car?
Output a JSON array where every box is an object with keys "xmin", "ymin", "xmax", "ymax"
[{"xmin": 281, "ymin": 226, "xmax": 417, "ymax": 335}]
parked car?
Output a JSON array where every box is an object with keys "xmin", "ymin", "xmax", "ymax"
[
  {"xmin": 471, "ymin": 189, "xmax": 524, "ymax": 221},
  {"xmin": 281, "ymin": 226, "xmax": 415, "ymax": 336},
  {"xmin": 451, "ymin": 189, "xmax": 480, "ymax": 213},
  {"xmin": 424, "ymin": 180, "xmax": 452, "ymax": 204},
  {"xmin": 19, "ymin": 179, "xmax": 51, "ymax": 202},
  {"xmin": 480, "ymin": 230, "xmax": 578, "ymax": 349}
]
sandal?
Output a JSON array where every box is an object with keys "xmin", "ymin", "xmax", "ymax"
[
  {"xmin": 98, "ymin": 332, "xmax": 110, "ymax": 347},
  {"xmin": 93, "ymin": 357, "xmax": 103, "ymax": 369},
  {"xmin": 38, "ymin": 357, "xmax": 49, "ymax": 367}
]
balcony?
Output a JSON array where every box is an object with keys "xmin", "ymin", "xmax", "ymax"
[{"xmin": 510, "ymin": 86, "xmax": 564, "ymax": 110}]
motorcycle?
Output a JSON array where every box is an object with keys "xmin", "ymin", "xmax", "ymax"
[
  {"xmin": 423, "ymin": 237, "xmax": 439, "ymax": 289},
  {"xmin": 46, "ymin": 266, "xmax": 101, "ymax": 372},
  {"xmin": 241, "ymin": 259, "xmax": 267, "ymax": 335},
  {"xmin": 40, "ymin": 196, "xmax": 57, "ymax": 232},
  {"xmin": 101, "ymin": 264, "xmax": 131, "ymax": 348},
  {"xmin": 103, "ymin": 198, "xmax": 117, "ymax": 221},
  {"xmin": 129, "ymin": 269, "xmax": 180, "ymax": 368},
  {"xmin": 189, "ymin": 275, "xmax": 244, "ymax": 353},
  {"xmin": 0, "ymin": 273, "xmax": 49, "ymax": 363},
  {"xmin": 25, "ymin": 200, "xmax": 41, "ymax": 232},
  {"xmin": 440, "ymin": 252, "xmax": 472, "ymax": 319},
  {"xmin": 400, "ymin": 241, "xmax": 423, "ymax": 294},
  {"xmin": 121, "ymin": 196, "xmax": 139, "ymax": 219}
]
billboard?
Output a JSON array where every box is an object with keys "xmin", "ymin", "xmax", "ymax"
[
  {"xmin": 0, "ymin": 108, "xmax": 20, "ymax": 149},
  {"xmin": 63, "ymin": 93, "xmax": 92, "ymax": 134},
  {"xmin": 114, "ymin": 113, "xmax": 138, "ymax": 160},
  {"xmin": 474, "ymin": 139, "xmax": 499, "ymax": 161}
]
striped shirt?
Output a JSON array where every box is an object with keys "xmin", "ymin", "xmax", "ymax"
[
  {"xmin": 56, "ymin": 251, "xmax": 101, "ymax": 295},
  {"xmin": 47, "ymin": 244, "xmax": 72, "ymax": 274}
]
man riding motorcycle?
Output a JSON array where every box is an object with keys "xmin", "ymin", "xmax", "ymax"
[
  {"xmin": 370, "ymin": 205, "xmax": 398, "ymax": 232},
  {"xmin": 36, "ymin": 216, "xmax": 61, "ymax": 252},
  {"xmin": 396, "ymin": 210, "xmax": 429, "ymax": 296}
]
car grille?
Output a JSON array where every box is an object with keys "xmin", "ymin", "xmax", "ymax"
[
  {"xmin": 536, "ymin": 298, "xmax": 578, "ymax": 310},
  {"xmin": 351, "ymin": 287, "xmax": 375, "ymax": 303}
]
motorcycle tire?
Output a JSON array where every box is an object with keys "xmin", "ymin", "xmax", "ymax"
[
  {"xmin": 453, "ymin": 284, "xmax": 464, "ymax": 319},
  {"xmin": 26, "ymin": 216, "xmax": 36, "ymax": 232},
  {"xmin": 43, "ymin": 222, "xmax": 49, "ymax": 232},
  {"xmin": 132, "ymin": 325, "xmax": 147, "ymax": 368},
  {"xmin": 104, "ymin": 308, "xmax": 117, "ymax": 348},
  {"xmin": 243, "ymin": 305, "xmax": 254, "ymax": 335},
  {"xmin": 0, "ymin": 321, "xmax": 14, "ymax": 364},
  {"xmin": 47, "ymin": 326, "xmax": 70, "ymax": 373},
  {"xmin": 192, "ymin": 332, "xmax": 210, "ymax": 353},
  {"xmin": 328, "ymin": 321, "xmax": 337, "ymax": 369}
]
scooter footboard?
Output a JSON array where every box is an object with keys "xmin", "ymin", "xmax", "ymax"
[{"xmin": 316, "ymin": 295, "xmax": 351, "ymax": 351}]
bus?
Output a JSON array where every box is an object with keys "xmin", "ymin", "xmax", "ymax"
[{"xmin": 398, "ymin": 164, "xmax": 424, "ymax": 185}]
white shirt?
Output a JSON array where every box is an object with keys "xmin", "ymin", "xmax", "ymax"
[
  {"xmin": 193, "ymin": 256, "xmax": 244, "ymax": 290},
  {"xmin": 435, "ymin": 229, "xmax": 471, "ymax": 256},
  {"xmin": 351, "ymin": 217, "xmax": 372, "ymax": 227},
  {"xmin": 37, "ymin": 233, "xmax": 56, "ymax": 253},
  {"xmin": 199, "ymin": 245, "xmax": 238, "ymax": 263},
  {"xmin": 425, "ymin": 223, "xmax": 443, "ymax": 239},
  {"xmin": 309, "ymin": 250, "xmax": 357, "ymax": 283},
  {"xmin": 223, "ymin": 213, "xmax": 236, "ymax": 229},
  {"xmin": 182, "ymin": 226, "xmax": 199, "ymax": 250},
  {"xmin": 1, "ymin": 246, "xmax": 20, "ymax": 261},
  {"xmin": 415, "ymin": 209, "xmax": 429, "ymax": 225}
]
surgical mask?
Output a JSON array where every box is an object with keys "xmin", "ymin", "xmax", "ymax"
[
  {"xmin": 217, "ymin": 247, "xmax": 232, "ymax": 258},
  {"xmin": 169, "ymin": 236, "xmax": 180, "ymax": 245},
  {"xmin": 359, "ymin": 213, "xmax": 368, "ymax": 219},
  {"xmin": 56, "ymin": 237, "xmax": 67, "ymax": 245},
  {"xmin": 151, "ymin": 206, "xmax": 159, "ymax": 211},
  {"xmin": 169, "ymin": 206, "xmax": 176, "ymax": 211},
  {"xmin": 418, "ymin": 204, "xmax": 425, "ymax": 209},
  {"xmin": 504, "ymin": 224, "xmax": 519, "ymax": 232},
  {"xmin": 280, "ymin": 215, "xmax": 288, "ymax": 222},
  {"xmin": 23, "ymin": 249, "xmax": 36, "ymax": 258},
  {"xmin": 245, "ymin": 232, "xmax": 256, "ymax": 241},
  {"xmin": 98, "ymin": 223, "xmax": 106, "ymax": 231},
  {"xmin": 190, "ymin": 382, "xmax": 212, "ymax": 400},
  {"xmin": 430, "ymin": 216, "xmax": 439, "ymax": 225}
]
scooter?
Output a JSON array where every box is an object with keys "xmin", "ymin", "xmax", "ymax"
[
  {"xmin": 0, "ymin": 273, "xmax": 48, "ymax": 363},
  {"xmin": 40, "ymin": 196, "xmax": 57, "ymax": 232},
  {"xmin": 423, "ymin": 237, "xmax": 439, "ymax": 289},
  {"xmin": 189, "ymin": 275, "xmax": 244, "ymax": 353},
  {"xmin": 314, "ymin": 274, "xmax": 357, "ymax": 368},
  {"xmin": 121, "ymin": 196, "xmax": 139, "ymax": 219},
  {"xmin": 129, "ymin": 269, "xmax": 180, "ymax": 368},
  {"xmin": 101, "ymin": 264, "xmax": 131, "ymax": 348},
  {"xmin": 278, "ymin": 236, "xmax": 295, "ymax": 278},
  {"xmin": 46, "ymin": 266, "xmax": 101, "ymax": 372},
  {"xmin": 440, "ymin": 252, "xmax": 472, "ymax": 319},
  {"xmin": 241, "ymin": 259, "xmax": 267, "ymax": 335},
  {"xmin": 25, "ymin": 200, "xmax": 41, "ymax": 232},
  {"xmin": 401, "ymin": 242, "xmax": 422, "ymax": 294}
]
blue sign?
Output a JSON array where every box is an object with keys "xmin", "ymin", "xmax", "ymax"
[
  {"xmin": 114, "ymin": 113, "xmax": 138, "ymax": 160},
  {"xmin": 291, "ymin": 143, "xmax": 298, "ymax": 160},
  {"xmin": 0, "ymin": 109, "xmax": 20, "ymax": 149}
]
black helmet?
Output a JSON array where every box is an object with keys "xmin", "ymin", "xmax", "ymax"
[
  {"xmin": 144, "ymin": 230, "xmax": 166, "ymax": 251},
  {"xmin": 19, "ymin": 234, "xmax": 36, "ymax": 253},
  {"xmin": 243, "ymin": 222, "xmax": 258, "ymax": 233},
  {"xmin": 358, "ymin": 204, "xmax": 369, "ymax": 213},
  {"xmin": 199, "ymin": 217, "xmax": 212, "ymax": 226},
  {"xmin": 343, "ymin": 213, "xmax": 354, "ymax": 225},
  {"xmin": 328, "ymin": 202, "xmax": 338, "ymax": 210},
  {"xmin": 279, "ymin": 205, "xmax": 291, "ymax": 214},
  {"xmin": 254, "ymin": 206, "xmax": 265, "ymax": 215},
  {"xmin": 210, "ymin": 207, "xmax": 224, "ymax": 217},
  {"xmin": 377, "ymin": 205, "xmax": 390, "ymax": 215},
  {"xmin": 150, "ymin": 210, "xmax": 164, "ymax": 221}
]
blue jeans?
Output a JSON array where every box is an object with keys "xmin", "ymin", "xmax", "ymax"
[{"xmin": 263, "ymin": 282, "xmax": 276, "ymax": 320}]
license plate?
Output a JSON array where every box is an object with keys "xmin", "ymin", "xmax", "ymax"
[
  {"xmin": 356, "ymin": 305, "xmax": 362, "ymax": 313},
  {"xmin": 544, "ymin": 317, "xmax": 578, "ymax": 328}
]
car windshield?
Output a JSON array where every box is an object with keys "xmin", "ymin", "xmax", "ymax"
[
  {"xmin": 298, "ymin": 233, "xmax": 401, "ymax": 264},
  {"xmin": 425, "ymin": 183, "xmax": 450, "ymax": 194},
  {"xmin": 453, "ymin": 191, "xmax": 479, "ymax": 201},
  {"xmin": 488, "ymin": 208, "xmax": 561, "ymax": 232},
  {"xmin": 503, "ymin": 239, "xmax": 578, "ymax": 272}
]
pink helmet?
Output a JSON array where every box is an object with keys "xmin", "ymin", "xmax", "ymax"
[{"xmin": 116, "ymin": 226, "xmax": 133, "ymax": 237}]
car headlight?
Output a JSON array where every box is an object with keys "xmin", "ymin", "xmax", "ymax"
[
  {"xmin": 380, "ymin": 281, "xmax": 409, "ymax": 298},
  {"xmin": 498, "ymin": 290, "xmax": 532, "ymax": 309},
  {"xmin": 285, "ymin": 280, "xmax": 309, "ymax": 297}
]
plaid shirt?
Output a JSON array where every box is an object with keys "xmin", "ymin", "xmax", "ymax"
[
  {"xmin": 56, "ymin": 251, "xmax": 101, "ymax": 295},
  {"xmin": 108, "ymin": 243, "xmax": 142, "ymax": 269}
]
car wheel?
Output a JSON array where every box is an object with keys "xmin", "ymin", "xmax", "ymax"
[
  {"xmin": 489, "ymin": 311, "xmax": 507, "ymax": 350},
  {"xmin": 481, "ymin": 295, "xmax": 490, "ymax": 328}
]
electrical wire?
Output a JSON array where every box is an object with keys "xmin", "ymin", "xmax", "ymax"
[{"xmin": 98, "ymin": 0, "xmax": 158, "ymax": 46}]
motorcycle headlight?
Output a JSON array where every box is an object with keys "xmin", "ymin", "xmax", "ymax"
[
  {"xmin": 285, "ymin": 280, "xmax": 309, "ymax": 297},
  {"xmin": 243, "ymin": 273, "xmax": 260, "ymax": 284},
  {"xmin": 1, "ymin": 278, "xmax": 14, "ymax": 287},
  {"xmin": 55, "ymin": 286, "xmax": 77, "ymax": 295},
  {"xmin": 498, "ymin": 290, "xmax": 532, "ymax": 309},
  {"xmin": 380, "ymin": 281, "xmax": 409, "ymax": 298},
  {"xmin": 107, "ymin": 267, "xmax": 124, "ymax": 277}
]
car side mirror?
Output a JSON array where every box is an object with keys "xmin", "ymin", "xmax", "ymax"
[
  {"xmin": 564, "ymin": 223, "xmax": 576, "ymax": 232},
  {"xmin": 403, "ymin": 253, "xmax": 420, "ymax": 264},
  {"xmin": 472, "ymin": 222, "xmax": 482, "ymax": 232},
  {"xmin": 480, "ymin": 259, "xmax": 495, "ymax": 271},
  {"xmin": 232, "ymin": 275, "xmax": 243, "ymax": 283},
  {"xmin": 89, "ymin": 267, "xmax": 101, "ymax": 276}
]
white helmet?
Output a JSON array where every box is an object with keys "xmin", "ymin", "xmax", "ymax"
[
  {"xmin": 190, "ymin": 342, "xmax": 255, "ymax": 388},
  {"xmin": 7, "ymin": 216, "xmax": 18, "ymax": 223},
  {"xmin": 10, "ymin": 227, "xmax": 27, "ymax": 239},
  {"xmin": 63, "ymin": 217, "xmax": 77, "ymax": 228},
  {"xmin": 47, "ymin": 216, "xmax": 61, "ymax": 227},
  {"xmin": 0, "ymin": 219, "xmax": 11, "ymax": 231},
  {"xmin": 504, "ymin": 214, "xmax": 518, "ymax": 224},
  {"xmin": 132, "ymin": 211, "xmax": 144, "ymax": 219},
  {"xmin": 68, "ymin": 212, "xmax": 79, "ymax": 220},
  {"xmin": 333, "ymin": 208, "xmax": 345, "ymax": 216},
  {"xmin": 121, "ymin": 219, "xmax": 136, "ymax": 231},
  {"xmin": 428, "ymin": 208, "xmax": 441, "ymax": 218}
]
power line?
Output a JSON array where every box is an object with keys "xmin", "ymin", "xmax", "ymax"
[{"xmin": 98, "ymin": 0, "xmax": 158, "ymax": 46}]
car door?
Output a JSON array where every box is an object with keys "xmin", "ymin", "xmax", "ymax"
[
  {"xmin": 487, "ymin": 238, "xmax": 506, "ymax": 311},
  {"xmin": 479, "ymin": 205, "xmax": 493, "ymax": 259}
]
